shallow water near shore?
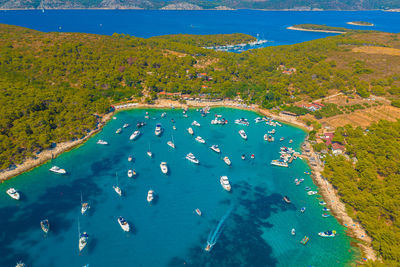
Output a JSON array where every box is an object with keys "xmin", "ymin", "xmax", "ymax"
[{"xmin": 0, "ymin": 107, "xmax": 357, "ymax": 266}]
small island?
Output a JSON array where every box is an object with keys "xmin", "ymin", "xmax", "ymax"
[
  {"xmin": 347, "ymin": 21, "xmax": 374, "ymax": 26},
  {"xmin": 287, "ymin": 24, "xmax": 349, "ymax": 34}
]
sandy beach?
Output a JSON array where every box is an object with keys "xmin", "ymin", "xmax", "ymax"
[{"xmin": 286, "ymin": 26, "xmax": 346, "ymax": 34}]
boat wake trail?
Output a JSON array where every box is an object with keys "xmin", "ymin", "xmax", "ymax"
[{"xmin": 205, "ymin": 206, "xmax": 234, "ymax": 252}]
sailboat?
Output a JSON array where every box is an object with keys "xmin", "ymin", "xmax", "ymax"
[
  {"xmin": 78, "ymin": 218, "xmax": 88, "ymax": 252},
  {"xmin": 113, "ymin": 173, "xmax": 122, "ymax": 196},
  {"xmin": 81, "ymin": 192, "xmax": 90, "ymax": 215},
  {"xmin": 147, "ymin": 143, "xmax": 153, "ymax": 158},
  {"xmin": 167, "ymin": 134, "xmax": 175, "ymax": 149}
]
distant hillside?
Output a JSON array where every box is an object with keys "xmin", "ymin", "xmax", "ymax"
[{"xmin": 1, "ymin": 0, "xmax": 399, "ymax": 10}]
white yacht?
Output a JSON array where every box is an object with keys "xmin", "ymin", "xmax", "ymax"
[
  {"xmin": 160, "ymin": 162, "xmax": 168, "ymax": 174},
  {"xmin": 195, "ymin": 136, "xmax": 205, "ymax": 144},
  {"xmin": 115, "ymin": 128, "xmax": 122, "ymax": 134},
  {"xmin": 123, "ymin": 123, "xmax": 129, "ymax": 128},
  {"xmin": 81, "ymin": 193, "xmax": 89, "ymax": 215},
  {"xmin": 127, "ymin": 170, "xmax": 134, "ymax": 178},
  {"xmin": 210, "ymin": 145, "xmax": 221, "ymax": 153},
  {"xmin": 270, "ymin": 160, "xmax": 288, "ymax": 167},
  {"xmin": 155, "ymin": 123, "xmax": 163, "ymax": 136},
  {"xmin": 318, "ymin": 230, "xmax": 336, "ymax": 237},
  {"xmin": 129, "ymin": 130, "xmax": 141, "ymax": 140},
  {"xmin": 239, "ymin": 130, "xmax": 247, "ymax": 140},
  {"xmin": 173, "ymin": 125, "xmax": 177, "ymax": 130},
  {"xmin": 291, "ymin": 228, "xmax": 296, "ymax": 235},
  {"xmin": 15, "ymin": 261, "xmax": 25, "ymax": 267},
  {"xmin": 161, "ymin": 112, "xmax": 167, "ymax": 118},
  {"xmin": 254, "ymin": 117, "xmax": 265, "ymax": 123},
  {"xmin": 49, "ymin": 166, "xmax": 67, "ymax": 174},
  {"xmin": 223, "ymin": 156, "xmax": 231, "ymax": 166},
  {"xmin": 147, "ymin": 190, "xmax": 154, "ymax": 203},
  {"xmin": 128, "ymin": 155, "xmax": 133, "ymax": 162},
  {"xmin": 167, "ymin": 141, "xmax": 175, "ymax": 149},
  {"xmin": 186, "ymin": 153, "xmax": 199, "ymax": 164},
  {"xmin": 118, "ymin": 216, "xmax": 130, "ymax": 232},
  {"xmin": 307, "ymin": 191, "xmax": 318, "ymax": 195},
  {"xmin": 220, "ymin": 176, "xmax": 231, "ymax": 191},
  {"xmin": 263, "ymin": 134, "xmax": 268, "ymax": 141},
  {"xmin": 234, "ymin": 118, "xmax": 249, "ymax": 126},
  {"xmin": 6, "ymin": 188, "xmax": 20, "ymax": 200},
  {"xmin": 191, "ymin": 121, "xmax": 200, "ymax": 127},
  {"xmin": 147, "ymin": 151, "xmax": 153, "ymax": 158},
  {"xmin": 97, "ymin": 140, "xmax": 108, "ymax": 145},
  {"xmin": 79, "ymin": 232, "xmax": 89, "ymax": 252},
  {"xmin": 113, "ymin": 186, "xmax": 122, "ymax": 196},
  {"xmin": 187, "ymin": 127, "xmax": 194, "ymax": 135}
]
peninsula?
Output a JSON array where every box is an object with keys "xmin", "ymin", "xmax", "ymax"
[{"xmin": 347, "ymin": 21, "xmax": 374, "ymax": 26}]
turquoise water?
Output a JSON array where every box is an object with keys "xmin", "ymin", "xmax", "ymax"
[{"xmin": 0, "ymin": 108, "xmax": 356, "ymax": 266}]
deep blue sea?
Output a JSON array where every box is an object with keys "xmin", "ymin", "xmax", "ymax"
[
  {"xmin": 0, "ymin": 108, "xmax": 357, "ymax": 266},
  {"xmin": 0, "ymin": 10, "xmax": 399, "ymax": 47}
]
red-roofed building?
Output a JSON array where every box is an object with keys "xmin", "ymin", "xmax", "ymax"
[
  {"xmin": 332, "ymin": 143, "xmax": 345, "ymax": 155},
  {"xmin": 320, "ymin": 132, "xmax": 334, "ymax": 145}
]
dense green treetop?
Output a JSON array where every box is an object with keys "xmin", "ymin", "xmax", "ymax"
[{"xmin": 323, "ymin": 120, "xmax": 400, "ymax": 264}]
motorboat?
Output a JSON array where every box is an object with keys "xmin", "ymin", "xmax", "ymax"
[
  {"xmin": 318, "ymin": 230, "xmax": 336, "ymax": 237},
  {"xmin": 129, "ymin": 130, "xmax": 141, "ymax": 140},
  {"xmin": 307, "ymin": 191, "xmax": 318, "ymax": 195},
  {"xmin": 270, "ymin": 160, "xmax": 288, "ymax": 167},
  {"xmin": 305, "ymin": 186, "xmax": 311, "ymax": 191},
  {"xmin": 40, "ymin": 219, "xmax": 50, "ymax": 233},
  {"xmin": 211, "ymin": 118, "xmax": 228, "ymax": 125},
  {"xmin": 167, "ymin": 141, "xmax": 175, "ymax": 148},
  {"xmin": 115, "ymin": 128, "xmax": 122, "ymax": 134},
  {"xmin": 319, "ymin": 201, "xmax": 327, "ymax": 205},
  {"xmin": 283, "ymin": 196, "xmax": 291, "ymax": 204},
  {"xmin": 250, "ymin": 154, "xmax": 255, "ymax": 159},
  {"xmin": 155, "ymin": 123, "xmax": 163, "ymax": 136},
  {"xmin": 195, "ymin": 208, "xmax": 202, "ymax": 216},
  {"xmin": 173, "ymin": 125, "xmax": 177, "ymax": 130},
  {"xmin": 161, "ymin": 112, "xmax": 167, "ymax": 118},
  {"xmin": 127, "ymin": 170, "xmax": 136, "ymax": 178},
  {"xmin": 49, "ymin": 166, "xmax": 67, "ymax": 174},
  {"xmin": 241, "ymin": 154, "xmax": 245, "ymax": 160},
  {"xmin": 304, "ymin": 171, "xmax": 311, "ymax": 175},
  {"xmin": 186, "ymin": 153, "xmax": 199, "ymax": 164},
  {"xmin": 268, "ymin": 129, "xmax": 275, "ymax": 134},
  {"xmin": 147, "ymin": 151, "xmax": 153, "ymax": 158},
  {"xmin": 191, "ymin": 121, "xmax": 200, "ymax": 127},
  {"xmin": 295, "ymin": 178, "xmax": 304, "ymax": 185},
  {"xmin": 264, "ymin": 134, "xmax": 268, "ymax": 141},
  {"xmin": 205, "ymin": 243, "xmax": 211, "ymax": 252},
  {"xmin": 123, "ymin": 123, "xmax": 129, "ymax": 128},
  {"xmin": 223, "ymin": 156, "xmax": 231, "ymax": 166},
  {"xmin": 6, "ymin": 188, "xmax": 20, "ymax": 200},
  {"xmin": 300, "ymin": 207, "xmax": 306, "ymax": 213},
  {"xmin": 160, "ymin": 162, "xmax": 168, "ymax": 174},
  {"xmin": 291, "ymin": 228, "xmax": 296, "ymax": 235},
  {"xmin": 147, "ymin": 190, "xmax": 154, "ymax": 203},
  {"xmin": 289, "ymin": 139, "xmax": 293, "ymax": 144},
  {"xmin": 136, "ymin": 122, "xmax": 145, "ymax": 128},
  {"xmin": 220, "ymin": 176, "xmax": 231, "ymax": 191},
  {"xmin": 81, "ymin": 202, "xmax": 89, "ymax": 215},
  {"xmin": 210, "ymin": 145, "xmax": 220, "ymax": 153},
  {"xmin": 234, "ymin": 118, "xmax": 249, "ymax": 126},
  {"xmin": 128, "ymin": 155, "xmax": 133, "ymax": 162},
  {"xmin": 254, "ymin": 117, "xmax": 264, "ymax": 123},
  {"xmin": 118, "ymin": 216, "xmax": 130, "ymax": 232},
  {"xmin": 239, "ymin": 130, "xmax": 247, "ymax": 140},
  {"xmin": 323, "ymin": 207, "xmax": 330, "ymax": 211},
  {"xmin": 15, "ymin": 261, "xmax": 25, "ymax": 267},
  {"xmin": 79, "ymin": 232, "xmax": 89, "ymax": 251},
  {"xmin": 187, "ymin": 127, "xmax": 194, "ymax": 135},
  {"xmin": 195, "ymin": 136, "xmax": 205, "ymax": 144},
  {"xmin": 322, "ymin": 213, "xmax": 330, "ymax": 218},
  {"xmin": 97, "ymin": 140, "xmax": 108, "ymax": 145},
  {"xmin": 113, "ymin": 186, "xmax": 122, "ymax": 196},
  {"xmin": 280, "ymin": 137, "xmax": 285, "ymax": 141}
]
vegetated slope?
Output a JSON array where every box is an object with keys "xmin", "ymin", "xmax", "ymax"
[
  {"xmin": 0, "ymin": 0, "xmax": 399, "ymax": 10},
  {"xmin": 323, "ymin": 120, "xmax": 400, "ymax": 265},
  {"xmin": 1, "ymin": 23, "xmax": 400, "ymax": 174}
]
